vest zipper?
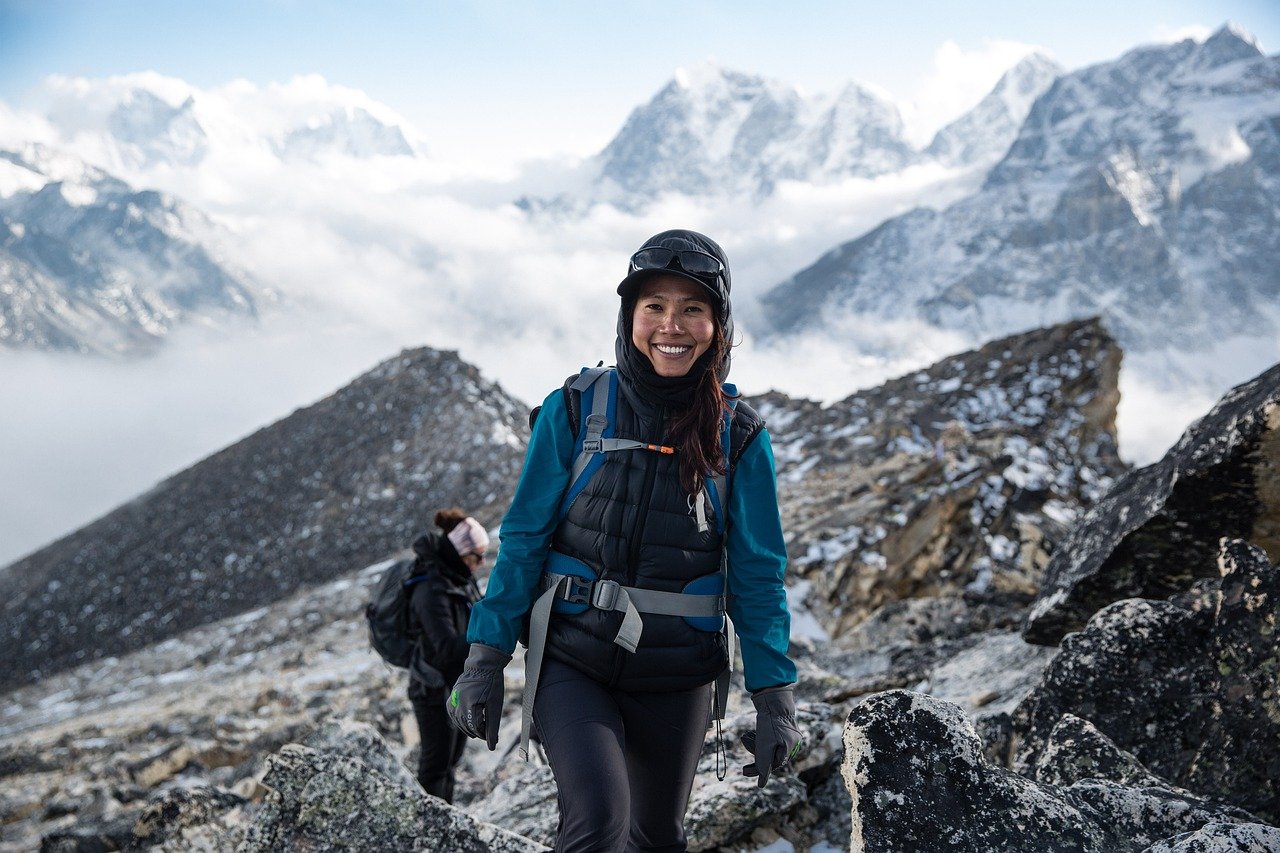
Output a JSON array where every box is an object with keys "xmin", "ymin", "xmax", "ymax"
[{"xmin": 610, "ymin": 405, "xmax": 665, "ymax": 686}]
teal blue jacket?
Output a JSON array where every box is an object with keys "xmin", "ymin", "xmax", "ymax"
[{"xmin": 467, "ymin": 387, "xmax": 796, "ymax": 692}]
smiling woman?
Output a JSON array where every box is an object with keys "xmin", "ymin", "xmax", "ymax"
[{"xmin": 445, "ymin": 228, "xmax": 801, "ymax": 851}]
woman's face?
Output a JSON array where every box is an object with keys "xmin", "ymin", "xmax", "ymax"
[{"xmin": 631, "ymin": 275, "xmax": 716, "ymax": 378}]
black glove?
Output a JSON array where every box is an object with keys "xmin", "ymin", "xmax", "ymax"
[
  {"xmin": 446, "ymin": 644, "xmax": 512, "ymax": 750},
  {"xmin": 740, "ymin": 685, "xmax": 802, "ymax": 787}
]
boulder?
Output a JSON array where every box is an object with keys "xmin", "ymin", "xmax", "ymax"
[
  {"xmin": 1013, "ymin": 598, "xmax": 1216, "ymax": 782},
  {"xmin": 132, "ymin": 785, "xmax": 250, "ymax": 851},
  {"xmin": 1025, "ymin": 364, "xmax": 1280, "ymax": 644},
  {"xmin": 845, "ymin": 690, "xmax": 1111, "ymax": 852},
  {"xmin": 1014, "ymin": 540, "xmax": 1280, "ymax": 824},
  {"xmin": 844, "ymin": 691, "xmax": 1261, "ymax": 853},
  {"xmin": 1140, "ymin": 822, "xmax": 1280, "ymax": 852},
  {"xmin": 1183, "ymin": 539, "xmax": 1280, "ymax": 823},
  {"xmin": 302, "ymin": 718, "xmax": 420, "ymax": 793},
  {"xmin": 240, "ymin": 743, "xmax": 544, "ymax": 852},
  {"xmin": 1032, "ymin": 714, "xmax": 1172, "ymax": 789}
]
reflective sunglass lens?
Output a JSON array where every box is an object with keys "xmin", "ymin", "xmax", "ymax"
[
  {"xmin": 631, "ymin": 247, "xmax": 675, "ymax": 270},
  {"xmin": 677, "ymin": 252, "xmax": 722, "ymax": 274}
]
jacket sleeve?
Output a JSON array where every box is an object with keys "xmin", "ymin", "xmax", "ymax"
[
  {"xmin": 411, "ymin": 579, "xmax": 469, "ymax": 678},
  {"xmin": 466, "ymin": 388, "xmax": 575, "ymax": 654},
  {"xmin": 725, "ymin": 427, "xmax": 798, "ymax": 693}
]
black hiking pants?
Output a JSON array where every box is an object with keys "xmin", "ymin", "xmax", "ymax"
[
  {"xmin": 534, "ymin": 658, "xmax": 713, "ymax": 852},
  {"xmin": 410, "ymin": 687, "xmax": 467, "ymax": 803}
]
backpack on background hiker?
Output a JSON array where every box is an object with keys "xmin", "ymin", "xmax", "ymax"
[{"xmin": 366, "ymin": 558, "xmax": 430, "ymax": 668}]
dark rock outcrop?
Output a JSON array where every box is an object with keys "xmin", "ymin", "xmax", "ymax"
[
  {"xmin": 0, "ymin": 346, "xmax": 529, "ymax": 691},
  {"xmin": 1140, "ymin": 821, "xmax": 1280, "ymax": 852},
  {"xmin": 1014, "ymin": 539, "xmax": 1280, "ymax": 824},
  {"xmin": 1024, "ymin": 364, "xmax": 1280, "ymax": 643},
  {"xmin": 844, "ymin": 690, "xmax": 1256, "ymax": 853}
]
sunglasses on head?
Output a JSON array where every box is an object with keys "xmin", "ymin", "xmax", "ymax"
[{"xmin": 629, "ymin": 246, "xmax": 725, "ymax": 280}]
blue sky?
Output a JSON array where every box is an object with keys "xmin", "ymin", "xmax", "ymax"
[{"xmin": 2, "ymin": 0, "xmax": 1279, "ymax": 164}]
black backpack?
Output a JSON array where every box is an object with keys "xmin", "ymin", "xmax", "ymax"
[{"xmin": 365, "ymin": 558, "xmax": 430, "ymax": 668}]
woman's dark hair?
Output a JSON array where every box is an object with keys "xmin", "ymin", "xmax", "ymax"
[
  {"xmin": 434, "ymin": 507, "xmax": 467, "ymax": 532},
  {"xmin": 668, "ymin": 324, "xmax": 737, "ymax": 497}
]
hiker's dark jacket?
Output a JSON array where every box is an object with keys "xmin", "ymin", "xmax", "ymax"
[
  {"xmin": 407, "ymin": 532, "xmax": 480, "ymax": 700},
  {"xmin": 467, "ymin": 378, "xmax": 797, "ymax": 693}
]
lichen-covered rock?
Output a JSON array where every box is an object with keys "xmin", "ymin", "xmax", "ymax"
[
  {"xmin": 1184, "ymin": 540, "xmax": 1280, "ymax": 823},
  {"xmin": 1025, "ymin": 364, "xmax": 1280, "ymax": 644},
  {"xmin": 1033, "ymin": 714, "xmax": 1171, "ymax": 788},
  {"xmin": 302, "ymin": 718, "xmax": 420, "ymax": 793},
  {"xmin": 1014, "ymin": 599, "xmax": 1216, "ymax": 781},
  {"xmin": 1014, "ymin": 540, "xmax": 1280, "ymax": 824},
  {"xmin": 844, "ymin": 691, "xmax": 1261, "ymax": 853},
  {"xmin": 844, "ymin": 690, "xmax": 1112, "ymax": 852},
  {"xmin": 1140, "ymin": 821, "xmax": 1280, "ymax": 852},
  {"xmin": 240, "ymin": 744, "xmax": 544, "ymax": 852},
  {"xmin": 132, "ymin": 785, "xmax": 250, "ymax": 851}
]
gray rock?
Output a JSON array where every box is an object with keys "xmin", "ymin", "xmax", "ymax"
[
  {"xmin": 844, "ymin": 691, "xmax": 1263, "ymax": 853},
  {"xmin": 844, "ymin": 690, "xmax": 1112, "ymax": 852},
  {"xmin": 1033, "ymin": 714, "xmax": 1171, "ymax": 788},
  {"xmin": 1014, "ymin": 599, "xmax": 1216, "ymax": 782},
  {"xmin": 302, "ymin": 719, "xmax": 420, "ymax": 794},
  {"xmin": 1025, "ymin": 364, "xmax": 1280, "ymax": 644},
  {"xmin": 1015, "ymin": 539, "xmax": 1280, "ymax": 824},
  {"xmin": 240, "ymin": 743, "xmax": 544, "ymax": 852},
  {"xmin": 1141, "ymin": 821, "xmax": 1280, "ymax": 852},
  {"xmin": 133, "ymin": 785, "xmax": 250, "ymax": 851},
  {"xmin": 1183, "ymin": 540, "xmax": 1280, "ymax": 823},
  {"xmin": 685, "ymin": 775, "xmax": 808, "ymax": 853}
]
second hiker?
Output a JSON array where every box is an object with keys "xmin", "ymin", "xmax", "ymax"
[{"xmin": 407, "ymin": 508, "xmax": 486, "ymax": 803}]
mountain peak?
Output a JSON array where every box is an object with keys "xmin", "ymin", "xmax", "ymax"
[{"xmin": 1199, "ymin": 21, "xmax": 1264, "ymax": 64}]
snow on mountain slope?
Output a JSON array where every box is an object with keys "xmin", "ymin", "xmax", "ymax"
[
  {"xmin": 760, "ymin": 25, "xmax": 1280, "ymax": 392},
  {"xmin": 0, "ymin": 143, "xmax": 269, "ymax": 355}
]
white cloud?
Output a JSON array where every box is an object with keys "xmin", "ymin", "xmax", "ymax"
[{"xmin": 901, "ymin": 38, "xmax": 1048, "ymax": 147}]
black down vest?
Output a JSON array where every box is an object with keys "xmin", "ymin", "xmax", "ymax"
[{"xmin": 545, "ymin": 376, "xmax": 765, "ymax": 692}]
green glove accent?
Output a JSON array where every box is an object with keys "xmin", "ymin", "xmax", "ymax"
[
  {"xmin": 449, "ymin": 689, "xmax": 459, "ymax": 708},
  {"xmin": 445, "ymin": 644, "xmax": 512, "ymax": 751}
]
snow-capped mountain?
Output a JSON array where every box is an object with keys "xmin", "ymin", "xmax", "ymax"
[
  {"xmin": 523, "ymin": 57, "xmax": 1056, "ymax": 213},
  {"xmin": 33, "ymin": 72, "xmax": 426, "ymax": 177},
  {"xmin": 596, "ymin": 62, "xmax": 912, "ymax": 200},
  {"xmin": 924, "ymin": 52, "xmax": 1064, "ymax": 166},
  {"xmin": 760, "ymin": 25, "xmax": 1280, "ymax": 386},
  {"xmin": 0, "ymin": 143, "xmax": 267, "ymax": 355}
]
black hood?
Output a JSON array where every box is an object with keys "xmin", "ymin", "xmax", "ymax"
[{"xmin": 615, "ymin": 229, "xmax": 734, "ymax": 386}]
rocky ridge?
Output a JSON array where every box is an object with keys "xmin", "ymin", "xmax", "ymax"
[
  {"xmin": 2, "ymin": 332, "xmax": 1278, "ymax": 851},
  {"xmin": 0, "ymin": 345, "xmax": 528, "ymax": 692}
]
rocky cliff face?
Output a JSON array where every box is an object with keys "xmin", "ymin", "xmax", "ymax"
[
  {"xmin": 760, "ymin": 317, "xmax": 1125, "ymax": 636},
  {"xmin": 2, "ymin": 331, "xmax": 1277, "ymax": 852},
  {"xmin": 0, "ymin": 346, "xmax": 528, "ymax": 691}
]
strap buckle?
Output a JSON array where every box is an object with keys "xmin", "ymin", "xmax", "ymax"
[
  {"xmin": 561, "ymin": 576, "xmax": 593, "ymax": 605},
  {"xmin": 591, "ymin": 579, "xmax": 621, "ymax": 610},
  {"xmin": 582, "ymin": 439, "xmax": 603, "ymax": 453}
]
